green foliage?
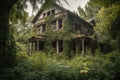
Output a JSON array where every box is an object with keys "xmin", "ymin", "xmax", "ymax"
[
  {"xmin": 35, "ymin": 12, "xmax": 78, "ymax": 55},
  {"xmin": 90, "ymin": 0, "xmax": 120, "ymax": 7},
  {"xmin": 63, "ymin": 40, "xmax": 73, "ymax": 58},
  {"xmin": 77, "ymin": 1, "xmax": 101, "ymax": 20},
  {"xmin": 1, "ymin": 51, "xmax": 120, "ymax": 80},
  {"xmin": 95, "ymin": 4, "xmax": 120, "ymax": 50}
]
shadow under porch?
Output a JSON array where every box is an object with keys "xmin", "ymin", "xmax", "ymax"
[
  {"xmin": 28, "ymin": 36, "xmax": 44, "ymax": 54},
  {"xmin": 71, "ymin": 35, "xmax": 99, "ymax": 55}
]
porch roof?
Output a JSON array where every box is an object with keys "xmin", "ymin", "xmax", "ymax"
[
  {"xmin": 28, "ymin": 36, "xmax": 44, "ymax": 42},
  {"xmin": 72, "ymin": 34, "xmax": 94, "ymax": 40}
]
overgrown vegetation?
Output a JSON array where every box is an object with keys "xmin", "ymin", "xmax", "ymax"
[
  {"xmin": 1, "ymin": 0, "xmax": 120, "ymax": 80},
  {"xmin": 0, "ymin": 51, "xmax": 120, "ymax": 80}
]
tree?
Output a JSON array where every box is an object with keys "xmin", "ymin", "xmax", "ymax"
[
  {"xmin": 90, "ymin": 0, "xmax": 120, "ymax": 52},
  {"xmin": 95, "ymin": 4, "xmax": 120, "ymax": 50},
  {"xmin": 0, "ymin": 0, "xmax": 18, "ymax": 69},
  {"xmin": 77, "ymin": 0, "xmax": 101, "ymax": 20},
  {"xmin": 0, "ymin": 0, "xmax": 68, "ymax": 70}
]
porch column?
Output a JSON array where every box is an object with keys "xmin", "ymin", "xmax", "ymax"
[
  {"xmin": 56, "ymin": 40, "xmax": 59, "ymax": 53},
  {"xmin": 37, "ymin": 40, "xmax": 39, "ymax": 51},
  {"xmin": 75, "ymin": 39, "xmax": 78, "ymax": 53},
  {"xmin": 31, "ymin": 42, "xmax": 33, "ymax": 53},
  {"xmin": 33, "ymin": 42, "xmax": 36, "ymax": 52},
  {"xmin": 82, "ymin": 38, "xmax": 85, "ymax": 56},
  {"xmin": 27, "ymin": 42, "xmax": 30, "ymax": 55},
  {"xmin": 29, "ymin": 43, "xmax": 32, "ymax": 55},
  {"xmin": 56, "ymin": 19, "xmax": 59, "ymax": 30}
]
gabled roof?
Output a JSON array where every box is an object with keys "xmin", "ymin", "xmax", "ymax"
[
  {"xmin": 31, "ymin": 3, "xmax": 93, "ymax": 28},
  {"xmin": 31, "ymin": 3, "xmax": 67, "ymax": 23}
]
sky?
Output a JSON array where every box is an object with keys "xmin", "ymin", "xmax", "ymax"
[
  {"xmin": 62, "ymin": 0, "xmax": 89, "ymax": 11},
  {"xmin": 26, "ymin": 0, "xmax": 89, "ymax": 16}
]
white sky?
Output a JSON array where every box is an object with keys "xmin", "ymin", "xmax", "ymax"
[
  {"xmin": 62, "ymin": 0, "xmax": 89, "ymax": 11},
  {"xmin": 26, "ymin": 0, "xmax": 89, "ymax": 16}
]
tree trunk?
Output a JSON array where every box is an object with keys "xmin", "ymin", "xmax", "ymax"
[{"xmin": 0, "ymin": 0, "xmax": 18, "ymax": 69}]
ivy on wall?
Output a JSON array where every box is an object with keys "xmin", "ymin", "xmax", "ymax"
[{"xmin": 32, "ymin": 10, "xmax": 94, "ymax": 57}]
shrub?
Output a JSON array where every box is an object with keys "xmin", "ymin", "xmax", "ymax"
[{"xmin": 1, "ymin": 51, "xmax": 120, "ymax": 80}]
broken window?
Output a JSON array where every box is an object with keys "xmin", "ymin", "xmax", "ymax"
[{"xmin": 58, "ymin": 19, "xmax": 62, "ymax": 29}]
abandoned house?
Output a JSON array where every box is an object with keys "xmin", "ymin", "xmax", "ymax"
[{"xmin": 28, "ymin": 4, "xmax": 99, "ymax": 55}]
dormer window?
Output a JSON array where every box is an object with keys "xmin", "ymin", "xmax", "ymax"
[
  {"xmin": 52, "ymin": 9, "xmax": 55, "ymax": 14},
  {"xmin": 47, "ymin": 11, "xmax": 50, "ymax": 16},
  {"xmin": 43, "ymin": 13, "xmax": 46, "ymax": 17}
]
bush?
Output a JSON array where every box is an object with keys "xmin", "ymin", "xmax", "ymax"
[{"xmin": 1, "ymin": 51, "xmax": 120, "ymax": 80}]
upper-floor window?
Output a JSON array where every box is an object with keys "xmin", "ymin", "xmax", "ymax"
[
  {"xmin": 37, "ymin": 26, "xmax": 41, "ymax": 35},
  {"xmin": 52, "ymin": 21, "xmax": 56, "ymax": 30},
  {"xmin": 47, "ymin": 11, "xmax": 50, "ymax": 16},
  {"xmin": 37, "ymin": 24, "xmax": 46, "ymax": 35},
  {"xmin": 42, "ymin": 24, "xmax": 46, "ymax": 32},
  {"xmin": 52, "ymin": 9, "xmax": 55, "ymax": 14},
  {"xmin": 43, "ymin": 13, "xmax": 46, "ymax": 17},
  {"xmin": 42, "ymin": 9, "xmax": 55, "ymax": 18},
  {"xmin": 75, "ymin": 23, "xmax": 81, "ymax": 34},
  {"xmin": 58, "ymin": 19, "xmax": 62, "ymax": 29}
]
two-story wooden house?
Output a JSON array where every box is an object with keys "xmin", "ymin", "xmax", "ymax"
[{"xmin": 28, "ymin": 4, "xmax": 98, "ymax": 55}]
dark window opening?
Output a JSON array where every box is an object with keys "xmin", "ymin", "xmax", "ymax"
[
  {"xmin": 43, "ymin": 13, "xmax": 46, "ymax": 17},
  {"xmin": 86, "ymin": 29, "xmax": 90, "ymax": 35},
  {"xmin": 58, "ymin": 19, "xmax": 62, "ymax": 29},
  {"xmin": 52, "ymin": 41, "xmax": 57, "ymax": 52},
  {"xmin": 72, "ymin": 40, "xmax": 76, "ymax": 52},
  {"xmin": 39, "ymin": 41, "xmax": 44, "ymax": 50},
  {"xmin": 42, "ymin": 25, "xmax": 46, "ymax": 32},
  {"xmin": 52, "ymin": 40, "xmax": 63, "ymax": 53},
  {"xmin": 59, "ymin": 40, "xmax": 63, "ymax": 52},
  {"xmin": 52, "ymin": 21, "xmax": 56, "ymax": 30},
  {"xmin": 37, "ymin": 27, "xmax": 41, "ymax": 34},
  {"xmin": 75, "ymin": 23, "xmax": 81, "ymax": 33},
  {"xmin": 75, "ymin": 24, "xmax": 78, "ymax": 31},
  {"xmin": 38, "ymin": 28, "xmax": 41, "ymax": 31},
  {"xmin": 52, "ymin": 9, "xmax": 55, "ymax": 14},
  {"xmin": 47, "ymin": 11, "xmax": 50, "ymax": 16}
]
